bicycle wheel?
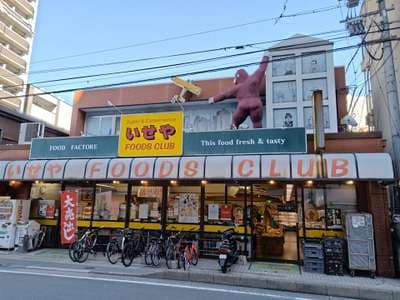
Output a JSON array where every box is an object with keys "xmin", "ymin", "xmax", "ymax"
[
  {"xmin": 144, "ymin": 242, "xmax": 153, "ymax": 265},
  {"xmin": 68, "ymin": 241, "xmax": 79, "ymax": 262},
  {"xmin": 181, "ymin": 251, "xmax": 189, "ymax": 271},
  {"xmin": 165, "ymin": 246, "xmax": 177, "ymax": 269},
  {"xmin": 35, "ymin": 230, "xmax": 45, "ymax": 249},
  {"xmin": 106, "ymin": 239, "xmax": 120, "ymax": 264},
  {"xmin": 191, "ymin": 248, "xmax": 199, "ymax": 266},
  {"xmin": 121, "ymin": 241, "xmax": 134, "ymax": 267},
  {"xmin": 151, "ymin": 243, "xmax": 162, "ymax": 267},
  {"xmin": 75, "ymin": 240, "xmax": 90, "ymax": 263}
]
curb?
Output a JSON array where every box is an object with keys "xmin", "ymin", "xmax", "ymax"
[
  {"xmin": 2, "ymin": 254, "xmax": 400, "ymax": 299},
  {"xmin": 151, "ymin": 269, "xmax": 400, "ymax": 300}
]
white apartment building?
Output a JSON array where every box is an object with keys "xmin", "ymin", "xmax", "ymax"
[
  {"xmin": 0, "ymin": 0, "xmax": 37, "ymax": 110},
  {"xmin": 265, "ymin": 34, "xmax": 338, "ymax": 133},
  {"xmin": 0, "ymin": 0, "xmax": 72, "ymax": 132}
]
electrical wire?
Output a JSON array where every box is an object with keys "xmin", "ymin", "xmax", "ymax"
[
  {"xmin": 0, "ymin": 30, "xmax": 353, "ymax": 89},
  {"xmin": 28, "ymin": 28, "xmax": 347, "ymax": 76},
  {"xmin": 15, "ymin": 25, "xmax": 397, "ymax": 91},
  {"xmin": 29, "ymin": 4, "xmax": 343, "ymax": 65},
  {"xmin": 1, "ymin": 36, "xmax": 398, "ymax": 101},
  {"xmin": 352, "ymin": 40, "xmax": 400, "ymax": 134},
  {"xmin": 274, "ymin": 0, "xmax": 289, "ymax": 25}
]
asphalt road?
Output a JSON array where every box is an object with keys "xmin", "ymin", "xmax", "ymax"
[{"xmin": 0, "ymin": 269, "xmax": 353, "ymax": 300}]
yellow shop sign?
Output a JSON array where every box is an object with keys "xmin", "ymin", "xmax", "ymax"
[{"xmin": 118, "ymin": 112, "xmax": 183, "ymax": 157}]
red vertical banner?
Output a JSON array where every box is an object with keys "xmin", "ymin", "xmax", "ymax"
[{"xmin": 60, "ymin": 191, "xmax": 78, "ymax": 245}]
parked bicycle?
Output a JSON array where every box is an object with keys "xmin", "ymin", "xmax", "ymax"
[
  {"xmin": 105, "ymin": 228, "xmax": 134, "ymax": 265},
  {"xmin": 68, "ymin": 227, "xmax": 102, "ymax": 263},
  {"xmin": 121, "ymin": 229, "xmax": 146, "ymax": 267},
  {"xmin": 165, "ymin": 230, "xmax": 183, "ymax": 269},
  {"xmin": 179, "ymin": 233, "xmax": 199, "ymax": 270},
  {"xmin": 21, "ymin": 225, "xmax": 46, "ymax": 252}
]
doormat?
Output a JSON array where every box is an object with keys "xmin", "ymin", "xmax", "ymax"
[{"xmin": 249, "ymin": 262, "xmax": 300, "ymax": 275}]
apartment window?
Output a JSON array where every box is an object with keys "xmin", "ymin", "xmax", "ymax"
[
  {"xmin": 303, "ymin": 106, "xmax": 330, "ymax": 129},
  {"xmin": 273, "ymin": 108, "xmax": 297, "ymax": 128},
  {"xmin": 85, "ymin": 115, "xmax": 119, "ymax": 136},
  {"xmin": 272, "ymin": 81, "xmax": 297, "ymax": 103},
  {"xmin": 302, "ymin": 78, "xmax": 328, "ymax": 101},
  {"xmin": 272, "ymin": 55, "xmax": 296, "ymax": 77},
  {"xmin": 302, "ymin": 52, "xmax": 326, "ymax": 74}
]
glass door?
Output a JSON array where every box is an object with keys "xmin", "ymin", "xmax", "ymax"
[{"xmin": 251, "ymin": 183, "xmax": 299, "ymax": 262}]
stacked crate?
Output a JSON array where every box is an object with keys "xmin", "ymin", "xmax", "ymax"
[
  {"xmin": 303, "ymin": 239, "xmax": 324, "ymax": 273},
  {"xmin": 323, "ymin": 237, "xmax": 344, "ymax": 275}
]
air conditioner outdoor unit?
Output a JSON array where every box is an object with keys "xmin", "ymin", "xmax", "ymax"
[{"xmin": 18, "ymin": 122, "xmax": 45, "ymax": 144}]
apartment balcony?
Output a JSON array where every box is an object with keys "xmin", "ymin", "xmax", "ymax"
[
  {"xmin": 0, "ymin": 88, "xmax": 20, "ymax": 110},
  {"xmin": 0, "ymin": 1, "xmax": 32, "ymax": 36},
  {"xmin": 0, "ymin": 66, "xmax": 24, "ymax": 91},
  {"xmin": 9, "ymin": 0, "xmax": 34, "ymax": 18},
  {"xmin": 0, "ymin": 43, "xmax": 26, "ymax": 70},
  {"xmin": 0, "ymin": 21, "xmax": 29, "ymax": 53}
]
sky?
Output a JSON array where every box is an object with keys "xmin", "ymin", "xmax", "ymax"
[{"xmin": 28, "ymin": 0, "xmax": 364, "ymax": 104}]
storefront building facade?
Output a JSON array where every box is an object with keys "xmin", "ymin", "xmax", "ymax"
[{"xmin": 0, "ymin": 37, "xmax": 396, "ymax": 276}]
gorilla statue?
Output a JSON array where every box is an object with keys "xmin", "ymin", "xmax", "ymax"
[{"xmin": 209, "ymin": 55, "xmax": 269, "ymax": 129}]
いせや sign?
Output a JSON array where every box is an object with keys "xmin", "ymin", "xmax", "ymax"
[{"xmin": 118, "ymin": 112, "xmax": 183, "ymax": 157}]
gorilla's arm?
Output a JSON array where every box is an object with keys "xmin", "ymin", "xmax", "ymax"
[
  {"xmin": 213, "ymin": 85, "xmax": 239, "ymax": 103},
  {"xmin": 251, "ymin": 55, "xmax": 269, "ymax": 84}
]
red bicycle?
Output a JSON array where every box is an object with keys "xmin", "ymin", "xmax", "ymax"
[{"xmin": 180, "ymin": 238, "xmax": 199, "ymax": 270}]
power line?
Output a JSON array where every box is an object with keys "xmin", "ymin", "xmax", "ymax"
[
  {"xmin": 28, "ymin": 29, "xmax": 347, "ymax": 76},
  {"xmin": 1, "ymin": 36, "xmax": 398, "ymax": 101},
  {"xmin": 29, "ymin": 4, "xmax": 343, "ymax": 65},
  {"xmin": 352, "ymin": 40, "xmax": 400, "ymax": 134},
  {"xmin": 11, "ymin": 25, "xmax": 395, "ymax": 93},
  {"xmin": 16, "ymin": 25, "xmax": 398, "ymax": 91}
]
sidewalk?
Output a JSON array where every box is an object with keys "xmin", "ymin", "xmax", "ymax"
[{"xmin": 1, "ymin": 248, "xmax": 400, "ymax": 300}]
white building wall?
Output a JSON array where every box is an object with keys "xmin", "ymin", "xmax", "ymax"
[{"xmin": 265, "ymin": 35, "xmax": 338, "ymax": 133}]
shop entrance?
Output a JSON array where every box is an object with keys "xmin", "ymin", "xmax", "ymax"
[{"xmin": 251, "ymin": 183, "xmax": 299, "ymax": 262}]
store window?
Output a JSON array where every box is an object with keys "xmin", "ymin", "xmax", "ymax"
[
  {"xmin": 204, "ymin": 184, "xmax": 225, "ymax": 225},
  {"xmin": 30, "ymin": 183, "xmax": 61, "ymax": 220},
  {"xmin": 227, "ymin": 185, "xmax": 245, "ymax": 226},
  {"xmin": 302, "ymin": 52, "xmax": 327, "ymax": 74},
  {"xmin": 167, "ymin": 185, "xmax": 200, "ymax": 224},
  {"xmin": 325, "ymin": 184, "xmax": 357, "ymax": 229},
  {"xmin": 85, "ymin": 115, "xmax": 120, "ymax": 136},
  {"xmin": 65, "ymin": 185, "xmax": 94, "ymax": 221},
  {"xmin": 130, "ymin": 186, "xmax": 162, "ymax": 223},
  {"xmin": 303, "ymin": 187, "xmax": 325, "ymax": 229},
  {"xmin": 94, "ymin": 183, "xmax": 128, "ymax": 221}
]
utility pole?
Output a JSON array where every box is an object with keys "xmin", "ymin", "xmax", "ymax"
[{"xmin": 377, "ymin": 0, "xmax": 400, "ymax": 179}]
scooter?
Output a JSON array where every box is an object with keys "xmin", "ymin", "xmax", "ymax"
[{"xmin": 218, "ymin": 228, "xmax": 239, "ymax": 273}]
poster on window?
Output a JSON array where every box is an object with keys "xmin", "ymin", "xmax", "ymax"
[
  {"xmin": 137, "ymin": 186, "xmax": 162, "ymax": 198},
  {"xmin": 138, "ymin": 203, "xmax": 149, "ymax": 219},
  {"xmin": 94, "ymin": 191, "xmax": 112, "ymax": 220},
  {"xmin": 220, "ymin": 204, "xmax": 233, "ymax": 221},
  {"xmin": 273, "ymin": 108, "xmax": 297, "ymax": 128},
  {"xmin": 60, "ymin": 191, "xmax": 77, "ymax": 245},
  {"xmin": 178, "ymin": 193, "xmax": 199, "ymax": 223},
  {"xmin": 208, "ymin": 204, "xmax": 219, "ymax": 220},
  {"xmin": 38, "ymin": 199, "xmax": 56, "ymax": 219}
]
